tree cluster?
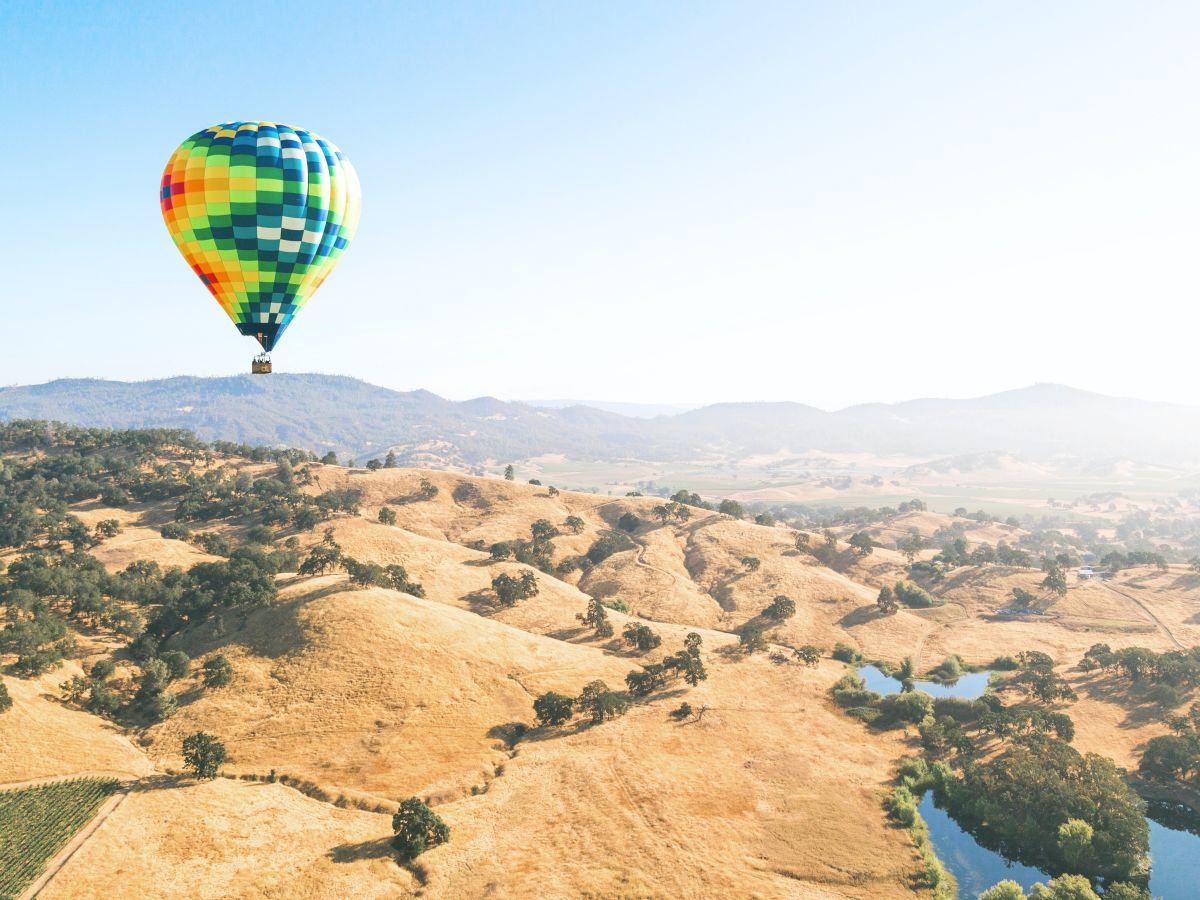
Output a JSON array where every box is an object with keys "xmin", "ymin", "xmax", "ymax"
[{"xmin": 492, "ymin": 571, "xmax": 539, "ymax": 607}]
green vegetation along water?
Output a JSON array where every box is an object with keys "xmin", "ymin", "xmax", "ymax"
[{"xmin": 918, "ymin": 793, "xmax": 1200, "ymax": 898}]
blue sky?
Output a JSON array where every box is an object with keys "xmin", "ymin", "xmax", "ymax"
[{"xmin": 2, "ymin": 1, "xmax": 1197, "ymax": 408}]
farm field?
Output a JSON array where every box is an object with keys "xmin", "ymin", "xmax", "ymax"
[{"xmin": 0, "ymin": 778, "xmax": 118, "ymax": 899}]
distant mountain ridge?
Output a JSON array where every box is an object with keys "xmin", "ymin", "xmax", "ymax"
[{"xmin": 1, "ymin": 376, "xmax": 1197, "ymax": 467}]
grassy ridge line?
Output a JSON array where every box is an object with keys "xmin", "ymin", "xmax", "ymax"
[{"xmin": 0, "ymin": 777, "xmax": 118, "ymax": 900}]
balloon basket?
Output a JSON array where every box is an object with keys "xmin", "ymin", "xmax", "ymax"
[{"xmin": 251, "ymin": 354, "xmax": 273, "ymax": 375}]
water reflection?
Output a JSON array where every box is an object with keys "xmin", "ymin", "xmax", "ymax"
[
  {"xmin": 857, "ymin": 664, "xmax": 992, "ymax": 699},
  {"xmin": 1147, "ymin": 800, "xmax": 1200, "ymax": 900},
  {"xmin": 916, "ymin": 792, "xmax": 1200, "ymax": 899}
]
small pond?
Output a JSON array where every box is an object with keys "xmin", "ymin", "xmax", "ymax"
[
  {"xmin": 917, "ymin": 792, "xmax": 1200, "ymax": 899},
  {"xmin": 857, "ymin": 664, "xmax": 992, "ymax": 699},
  {"xmin": 1146, "ymin": 800, "xmax": 1200, "ymax": 900}
]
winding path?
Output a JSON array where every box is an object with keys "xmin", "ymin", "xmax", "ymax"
[{"xmin": 631, "ymin": 536, "xmax": 678, "ymax": 588}]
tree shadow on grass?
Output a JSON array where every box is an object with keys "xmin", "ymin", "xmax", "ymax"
[
  {"xmin": 1169, "ymin": 573, "xmax": 1200, "ymax": 592},
  {"xmin": 516, "ymin": 719, "xmax": 596, "ymax": 744},
  {"xmin": 327, "ymin": 837, "xmax": 396, "ymax": 863},
  {"xmin": 172, "ymin": 684, "xmax": 206, "ymax": 709},
  {"xmin": 130, "ymin": 774, "xmax": 192, "ymax": 793},
  {"xmin": 462, "ymin": 588, "xmax": 502, "ymax": 615},
  {"xmin": 837, "ymin": 604, "xmax": 885, "ymax": 628},
  {"xmin": 1071, "ymin": 670, "xmax": 1185, "ymax": 729}
]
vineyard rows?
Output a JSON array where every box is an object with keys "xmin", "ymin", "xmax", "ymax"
[{"xmin": 0, "ymin": 777, "xmax": 118, "ymax": 899}]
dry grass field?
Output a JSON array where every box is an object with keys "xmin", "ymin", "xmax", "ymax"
[{"xmin": 4, "ymin": 460, "xmax": 1200, "ymax": 897}]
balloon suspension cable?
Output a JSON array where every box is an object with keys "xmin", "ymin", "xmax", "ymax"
[{"xmin": 251, "ymin": 352, "xmax": 273, "ymax": 375}]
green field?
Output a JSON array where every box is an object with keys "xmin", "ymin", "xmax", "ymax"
[{"xmin": 0, "ymin": 778, "xmax": 118, "ymax": 899}]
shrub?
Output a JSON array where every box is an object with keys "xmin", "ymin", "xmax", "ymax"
[
  {"xmin": 160, "ymin": 522, "xmax": 191, "ymax": 541},
  {"xmin": 533, "ymin": 691, "xmax": 574, "ymax": 727},
  {"xmin": 832, "ymin": 673, "xmax": 880, "ymax": 708},
  {"xmin": 378, "ymin": 507, "xmax": 397, "ymax": 526},
  {"xmin": 1028, "ymin": 875, "xmax": 1100, "ymax": 899},
  {"xmin": 0, "ymin": 682, "xmax": 10, "ymax": 714},
  {"xmin": 931, "ymin": 696, "xmax": 981, "ymax": 723},
  {"xmin": 765, "ymin": 595, "xmax": 796, "ymax": 620},
  {"xmin": 928, "ymin": 655, "xmax": 964, "ymax": 682},
  {"xmin": 182, "ymin": 731, "xmax": 226, "ymax": 779},
  {"xmin": 202, "ymin": 654, "xmax": 234, "ymax": 689},
  {"xmin": 383, "ymin": 564, "xmax": 425, "ymax": 597},
  {"xmin": 876, "ymin": 585, "xmax": 898, "ymax": 615},
  {"xmin": 587, "ymin": 532, "xmax": 632, "ymax": 565},
  {"xmin": 392, "ymin": 797, "xmax": 450, "ymax": 860},
  {"xmin": 622, "ymin": 623, "xmax": 661, "ymax": 653},
  {"xmin": 845, "ymin": 706, "xmax": 881, "ymax": 724},
  {"xmin": 141, "ymin": 690, "xmax": 178, "ymax": 722},
  {"xmin": 626, "ymin": 664, "xmax": 669, "ymax": 697},
  {"xmin": 897, "ymin": 756, "xmax": 932, "ymax": 790},
  {"xmin": 576, "ymin": 598, "xmax": 614, "ymax": 638},
  {"xmin": 1148, "ymin": 683, "xmax": 1183, "ymax": 708},
  {"xmin": 94, "ymin": 519, "xmax": 121, "ymax": 539},
  {"xmin": 832, "ymin": 642, "xmax": 863, "ymax": 665},
  {"xmin": 979, "ymin": 882, "xmax": 1026, "ymax": 900},
  {"xmin": 884, "ymin": 785, "xmax": 917, "ymax": 826},
  {"xmin": 796, "ymin": 645, "xmax": 821, "ymax": 667},
  {"xmin": 244, "ymin": 524, "xmax": 274, "ymax": 545},
  {"xmin": 193, "ymin": 532, "xmax": 233, "ymax": 557},
  {"xmin": 879, "ymin": 690, "xmax": 934, "ymax": 725},
  {"xmin": 159, "ymin": 650, "xmax": 190, "ymax": 680},
  {"xmin": 452, "ymin": 482, "xmax": 485, "ymax": 507},
  {"xmin": 492, "ymin": 571, "xmax": 538, "ymax": 606},
  {"xmin": 576, "ymin": 680, "xmax": 628, "ymax": 724},
  {"xmin": 718, "ymin": 499, "xmax": 744, "ymax": 519},
  {"xmin": 530, "ymin": 519, "xmax": 559, "ymax": 541},
  {"xmin": 738, "ymin": 626, "xmax": 766, "ymax": 654},
  {"xmin": 894, "ymin": 580, "xmax": 936, "ymax": 608},
  {"xmin": 89, "ymin": 658, "xmax": 116, "ymax": 680},
  {"xmin": 299, "ymin": 542, "xmax": 343, "ymax": 576}
]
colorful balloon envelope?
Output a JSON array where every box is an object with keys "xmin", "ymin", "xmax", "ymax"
[{"xmin": 160, "ymin": 122, "xmax": 361, "ymax": 356}]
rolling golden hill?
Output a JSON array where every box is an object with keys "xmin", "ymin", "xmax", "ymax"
[{"xmin": 4, "ymin": 457, "xmax": 1199, "ymax": 897}]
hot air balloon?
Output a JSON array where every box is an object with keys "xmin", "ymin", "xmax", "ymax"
[{"xmin": 160, "ymin": 122, "xmax": 361, "ymax": 373}]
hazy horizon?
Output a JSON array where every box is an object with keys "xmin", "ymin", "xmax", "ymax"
[{"xmin": 4, "ymin": 371, "xmax": 1195, "ymax": 414}]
